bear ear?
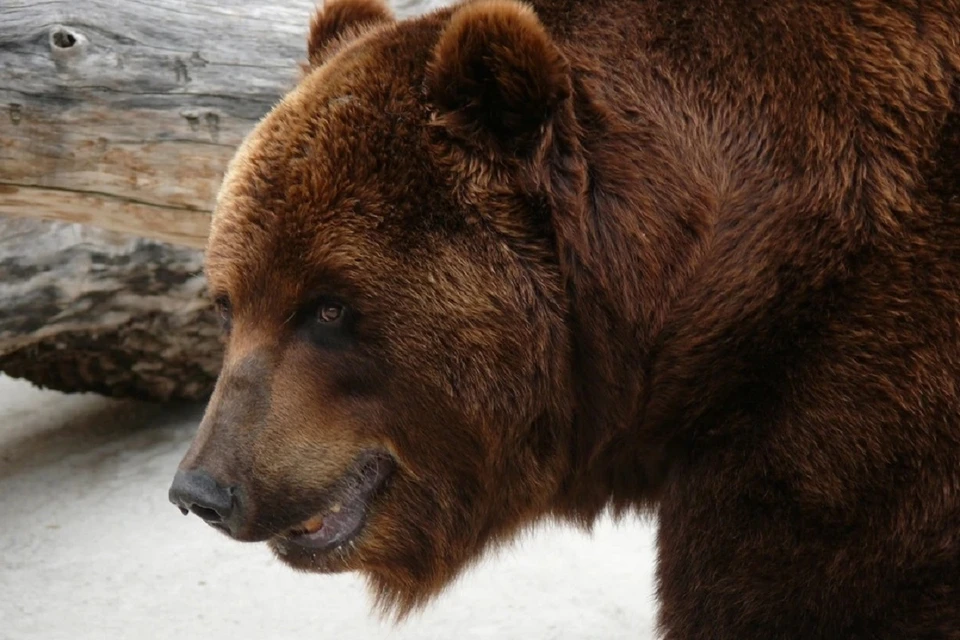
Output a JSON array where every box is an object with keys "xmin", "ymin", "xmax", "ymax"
[
  {"xmin": 306, "ymin": 0, "xmax": 394, "ymax": 67},
  {"xmin": 425, "ymin": 0, "xmax": 571, "ymax": 156}
]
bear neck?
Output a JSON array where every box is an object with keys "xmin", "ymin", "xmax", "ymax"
[{"xmin": 544, "ymin": 72, "xmax": 716, "ymax": 518}]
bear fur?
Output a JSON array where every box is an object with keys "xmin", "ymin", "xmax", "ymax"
[{"xmin": 172, "ymin": 0, "xmax": 960, "ymax": 637}]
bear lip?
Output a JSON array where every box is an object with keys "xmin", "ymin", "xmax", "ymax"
[{"xmin": 280, "ymin": 451, "xmax": 395, "ymax": 552}]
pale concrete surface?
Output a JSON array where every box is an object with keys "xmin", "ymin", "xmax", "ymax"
[{"xmin": 0, "ymin": 374, "xmax": 658, "ymax": 639}]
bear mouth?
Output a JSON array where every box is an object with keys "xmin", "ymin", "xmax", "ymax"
[{"xmin": 277, "ymin": 451, "xmax": 395, "ymax": 553}]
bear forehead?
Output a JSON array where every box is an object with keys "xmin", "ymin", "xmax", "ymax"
[{"xmin": 206, "ymin": 19, "xmax": 454, "ymax": 308}]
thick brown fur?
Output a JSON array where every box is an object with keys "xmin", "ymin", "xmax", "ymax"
[{"xmin": 174, "ymin": 0, "xmax": 960, "ymax": 636}]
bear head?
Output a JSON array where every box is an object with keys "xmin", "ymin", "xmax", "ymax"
[{"xmin": 172, "ymin": 0, "xmax": 585, "ymax": 614}]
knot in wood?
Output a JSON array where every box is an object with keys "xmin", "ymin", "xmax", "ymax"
[{"xmin": 49, "ymin": 26, "xmax": 88, "ymax": 68}]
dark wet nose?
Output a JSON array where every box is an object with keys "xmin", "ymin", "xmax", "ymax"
[{"xmin": 169, "ymin": 469, "xmax": 236, "ymax": 533}]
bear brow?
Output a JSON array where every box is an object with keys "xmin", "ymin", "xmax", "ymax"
[{"xmin": 319, "ymin": 91, "xmax": 414, "ymax": 126}]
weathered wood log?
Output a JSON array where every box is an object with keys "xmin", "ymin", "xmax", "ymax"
[
  {"xmin": 0, "ymin": 216, "xmax": 221, "ymax": 400},
  {"xmin": 0, "ymin": 0, "xmax": 445, "ymax": 400}
]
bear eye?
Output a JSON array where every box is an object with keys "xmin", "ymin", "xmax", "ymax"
[
  {"xmin": 317, "ymin": 302, "xmax": 344, "ymax": 324},
  {"xmin": 302, "ymin": 297, "xmax": 352, "ymax": 349},
  {"xmin": 213, "ymin": 295, "xmax": 232, "ymax": 332}
]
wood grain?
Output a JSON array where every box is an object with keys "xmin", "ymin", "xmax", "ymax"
[{"xmin": 0, "ymin": 0, "xmax": 445, "ymax": 246}]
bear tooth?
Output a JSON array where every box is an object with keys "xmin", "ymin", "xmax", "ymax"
[
  {"xmin": 302, "ymin": 515, "xmax": 324, "ymax": 534},
  {"xmin": 330, "ymin": 503, "xmax": 342, "ymax": 514}
]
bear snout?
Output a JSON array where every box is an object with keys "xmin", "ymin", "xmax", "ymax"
[{"xmin": 170, "ymin": 351, "xmax": 274, "ymax": 540}]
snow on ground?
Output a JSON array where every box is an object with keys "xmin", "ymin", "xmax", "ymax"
[{"xmin": 0, "ymin": 374, "xmax": 658, "ymax": 639}]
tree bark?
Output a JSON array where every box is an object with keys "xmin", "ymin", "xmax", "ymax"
[
  {"xmin": 0, "ymin": 0, "xmax": 444, "ymax": 400},
  {"xmin": 0, "ymin": 217, "xmax": 221, "ymax": 401}
]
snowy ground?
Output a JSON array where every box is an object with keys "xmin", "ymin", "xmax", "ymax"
[{"xmin": 0, "ymin": 374, "xmax": 658, "ymax": 639}]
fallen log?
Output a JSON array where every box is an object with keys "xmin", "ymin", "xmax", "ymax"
[
  {"xmin": 0, "ymin": 217, "xmax": 220, "ymax": 400},
  {"xmin": 0, "ymin": 0, "xmax": 444, "ymax": 400}
]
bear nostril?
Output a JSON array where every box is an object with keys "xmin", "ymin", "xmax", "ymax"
[
  {"xmin": 168, "ymin": 469, "xmax": 236, "ymax": 531},
  {"xmin": 190, "ymin": 505, "xmax": 223, "ymax": 523}
]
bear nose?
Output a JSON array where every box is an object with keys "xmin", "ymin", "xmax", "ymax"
[{"xmin": 168, "ymin": 469, "xmax": 236, "ymax": 533}]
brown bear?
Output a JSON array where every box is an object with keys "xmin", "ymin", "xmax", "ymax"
[{"xmin": 168, "ymin": 0, "xmax": 960, "ymax": 636}]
